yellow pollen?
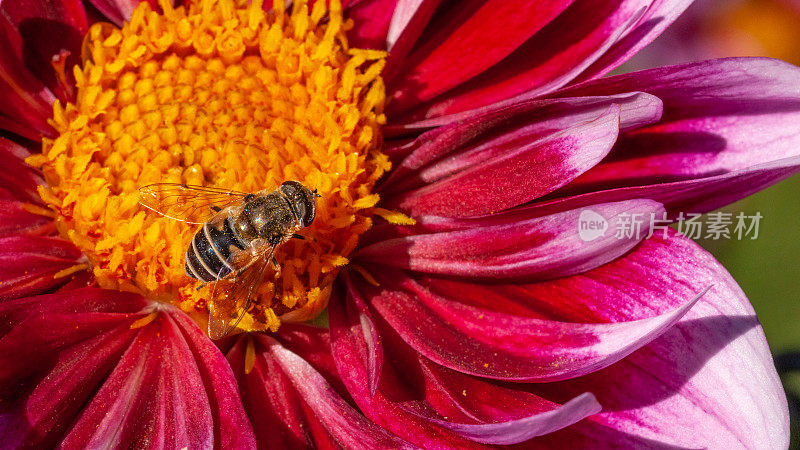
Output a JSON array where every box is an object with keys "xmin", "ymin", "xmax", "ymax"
[
  {"xmin": 130, "ymin": 311, "xmax": 159, "ymax": 329},
  {"xmin": 350, "ymin": 264, "xmax": 380, "ymax": 287},
  {"xmin": 244, "ymin": 336, "xmax": 256, "ymax": 374},
  {"xmin": 32, "ymin": 0, "xmax": 390, "ymax": 334},
  {"xmin": 53, "ymin": 263, "xmax": 90, "ymax": 279},
  {"xmin": 20, "ymin": 203, "xmax": 57, "ymax": 218}
]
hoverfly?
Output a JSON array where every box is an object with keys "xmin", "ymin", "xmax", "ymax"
[{"xmin": 139, "ymin": 181, "xmax": 320, "ymax": 339}]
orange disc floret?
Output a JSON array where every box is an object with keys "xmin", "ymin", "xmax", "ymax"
[{"xmin": 29, "ymin": 0, "xmax": 392, "ymax": 333}]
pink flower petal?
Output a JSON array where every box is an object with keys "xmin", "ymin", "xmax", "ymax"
[
  {"xmin": 389, "ymin": 0, "xmax": 646, "ymax": 121},
  {"xmin": 573, "ymin": 0, "xmax": 695, "ymax": 82},
  {"xmin": 329, "ymin": 284, "xmax": 603, "ymax": 446},
  {"xmin": 0, "ymin": 200, "xmax": 55, "ymax": 236},
  {"xmin": 86, "ymin": 0, "xmax": 158, "ymax": 26},
  {"xmin": 383, "ymin": 0, "xmax": 442, "ymax": 78},
  {"xmin": 0, "ymin": 138, "xmax": 44, "ymax": 204},
  {"xmin": 380, "ymin": 93, "xmax": 661, "ymax": 184},
  {"xmin": 383, "ymin": 106, "xmax": 621, "ymax": 217},
  {"xmin": 386, "ymin": 0, "xmax": 573, "ymax": 117},
  {"xmin": 0, "ymin": 235, "xmax": 83, "ymax": 300},
  {"xmin": 346, "ymin": 0, "xmax": 399, "ymax": 49},
  {"xmin": 386, "ymin": 0, "xmax": 423, "ymax": 49},
  {"xmin": 557, "ymin": 58, "xmax": 800, "ymax": 191},
  {"xmin": 519, "ymin": 233, "xmax": 788, "ymax": 448},
  {"xmin": 352, "ymin": 266, "xmax": 706, "ymax": 382},
  {"xmin": 0, "ymin": 23, "xmax": 57, "ymax": 138},
  {"xmin": 356, "ymin": 200, "xmax": 665, "ymax": 280},
  {"xmin": 0, "ymin": 0, "xmax": 87, "ymax": 104},
  {"xmin": 341, "ymin": 273, "xmax": 384, "ymax": 397},
  {"xmin": 226, "ymin": 328, "xmax": 410, "ymax": 448},
  {"xmin": 329, "ymin": 287, "xmax": 481, "ymax": 447},
  {"xmin": 0, "ymin": 288, "xmax": 255, "ymax": 448},
  {"xmin": 507, "ymin": 58, "xmax": 800, "ymax": 216},
  {"xmin": 384, "ymin": 90, "xmax": 662, "ymax": 138},
  {"xmin": 408, "ymin": 392, "xmax": 600, "ymax": 445}
]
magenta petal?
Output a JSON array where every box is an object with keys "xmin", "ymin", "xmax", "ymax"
[
  {"xmin": 573, "ymin": 0, "xmax": 695, "ymax": 82},
  {"xmin": 387, "ymin": 0, "xmax": 573, "ymax": 115},
  {"xmin": 226, "ymin": 328, "xmax": 409, "ymax": 449},
  {"xmin": 0, "ymin": 0, "xmax": 86, "ymax": 104},
  {"xmin": 521, "ymin": 58, "xmax": 800, "ymax": 215},
  {"xmin": 0, "ymin": 288, "xmax": 255, "ymax": 449},
  {"xmin": 386, "ymin": 0, "xmax": 425, "ymax": 49},
  {"xmin": 0, "ymin": 138, "xmax": 44, "ymax": 204},
  {"xmin": 380, "ymin": 93, "xmax": 660, "ymax": 196},
  {"xmin": 87, "ymin": 0, "xmax": 158, "ymax": 26},
  {"xmin": 383, "ymin": 0, "xmax": 442, "ymax": 79},
  {"xmin": 342, "ymin": 273, "xmax": 384, "ymax": 397},
  {"xmin": 409, "ymin": 392, "xmax": 600, "ymax": 445},
  {"xmin": 0, "ymin": 235, "xmax": 84, "ymax": 300},
  {"xmin": 0, "ymin": 200, "xmax": 54, "ymax": 236},
  {"xmin": 352, "ymin": 267, "xmax": 706, "ymax": 381},
  {"xmin": 346, "ymin": 0, "xmax": 398, "ymax": 49},
  {"xmin": 385, "ymin": 91, "xmax": 661, "ymax": 137},
  {"xmin": 0, "ymin": 23, "xmax": 57, "ymax": 138},
  {"xmin": 331, "ymin": 286, "xmax": 602, "ymax": 447},
  {"xmin": 558, "ymin": 58, "xmax": 800, "ymax": 186},
  {"xmin": 356, "ymin": 199, "xmax": 665, "ymax": 280},
  {"xmin": 521, "ymin": 234, "xmax": 788, "ymax": 448},
  {"xmin": 264, "ymin": 335, "xmax": 413, "ymax": 448},
  {"xmin": 328, "ymin": 288, "xmax": 486, "ymax": 448},
  {"xmin": 533, "ymin": 157, "xmax": 800, "ymax": 220},
  {"xmin": 384, "ymin": 106, "xmax": 621, "ymax": 217},
  {"xmin": 391, "ymin": 0, "xmax": 645, "ymax": 120}
]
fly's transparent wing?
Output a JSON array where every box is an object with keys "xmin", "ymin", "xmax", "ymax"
[
  {"xmin": 207, "ymin": 242, "xmax": 275, "ymax": 340},
  {"xmin": 139, "ymin": 183, "xmax": 250, "ymax": 224}
]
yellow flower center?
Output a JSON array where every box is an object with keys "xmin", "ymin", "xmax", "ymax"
[{"xmin": 29, "ymin": 0, "xmax": 395, "ymax": 333}]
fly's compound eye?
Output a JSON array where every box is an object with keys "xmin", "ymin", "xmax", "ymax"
[{"xmin": 279, "ymin": 181, "xmax": 318, "ymax": 228}]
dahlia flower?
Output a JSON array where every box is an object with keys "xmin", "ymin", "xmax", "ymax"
[{"xmin": 0, "ymin": 0, "xmax": 798, "ymax": 447}]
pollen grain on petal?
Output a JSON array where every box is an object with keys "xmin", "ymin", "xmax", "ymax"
[{"xmin": 37, "ymin": 0, "xmax": 388, "ymax": 334}]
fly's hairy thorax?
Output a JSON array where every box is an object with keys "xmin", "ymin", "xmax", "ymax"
[{"xmin": 237, "ymin": 192, "xmax": 300, "ymax": 245}]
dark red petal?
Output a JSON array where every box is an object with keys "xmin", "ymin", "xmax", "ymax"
[
  {"xmin": 386, "ymin": 0, "xmax": 573, "ymax": 116},
  {"xmin": 0, "ymin": 26, "xmax": 57, "ymax": 138},
  {"xmin": 383, "ymin": 0, "xmax": 443, "ymax": 84},
  {"xmin": 352, "ymin": 266, "xmax": 704, "ymax": 381},
  {"xmin": 346, "ymin": 0, "xmax": 398, "ymax": 49},
  {"xmin": 356, "ymin": 199, "xmax": 664, "ymax": 281},
  {"xmin": 341, "ymin": 273, "xmax": 384, "ymax": 397},
  {"xmin": 0, "ymin": 138, "xmax": 43, "ymax": 204},
  {"xmin": 328, "ymin": 285, "xmax": 487, "ymax": 448},
  {"xmin": 86, "ymin": 0, "xmax": 158, "ymax": 26},
  {"xmin": 383, "ymin": 106, "xmax": 620, "ymax": 217},
  {"xmin": 0, "ymin": 288, "xmax": 255, "ymax": 448},
  {"xmin": 227, "ymin": 330, "xmax": 410, "ymax": 449},
  {"xmin": 389, "ymin": 0, "xmax": 646, "ymax": 121},
  {"xmin": 0, "ymin": 235, "xmax": 83, "ymax": 300},
  {"xmin": 0, "ymin": 200, "xmax": 54, "ymax": 236},
  {"xmin": 329, "ymin": 284, "xmax": 602, "ymax": 447},
  {"xmin": 0, "ymin": 113, "xmax": 44, "ymax": 141}
]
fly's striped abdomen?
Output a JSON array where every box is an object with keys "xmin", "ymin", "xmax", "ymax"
[{"xmin": 185, "ymin": 217, "xmax": 248, "ymax": 282}]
